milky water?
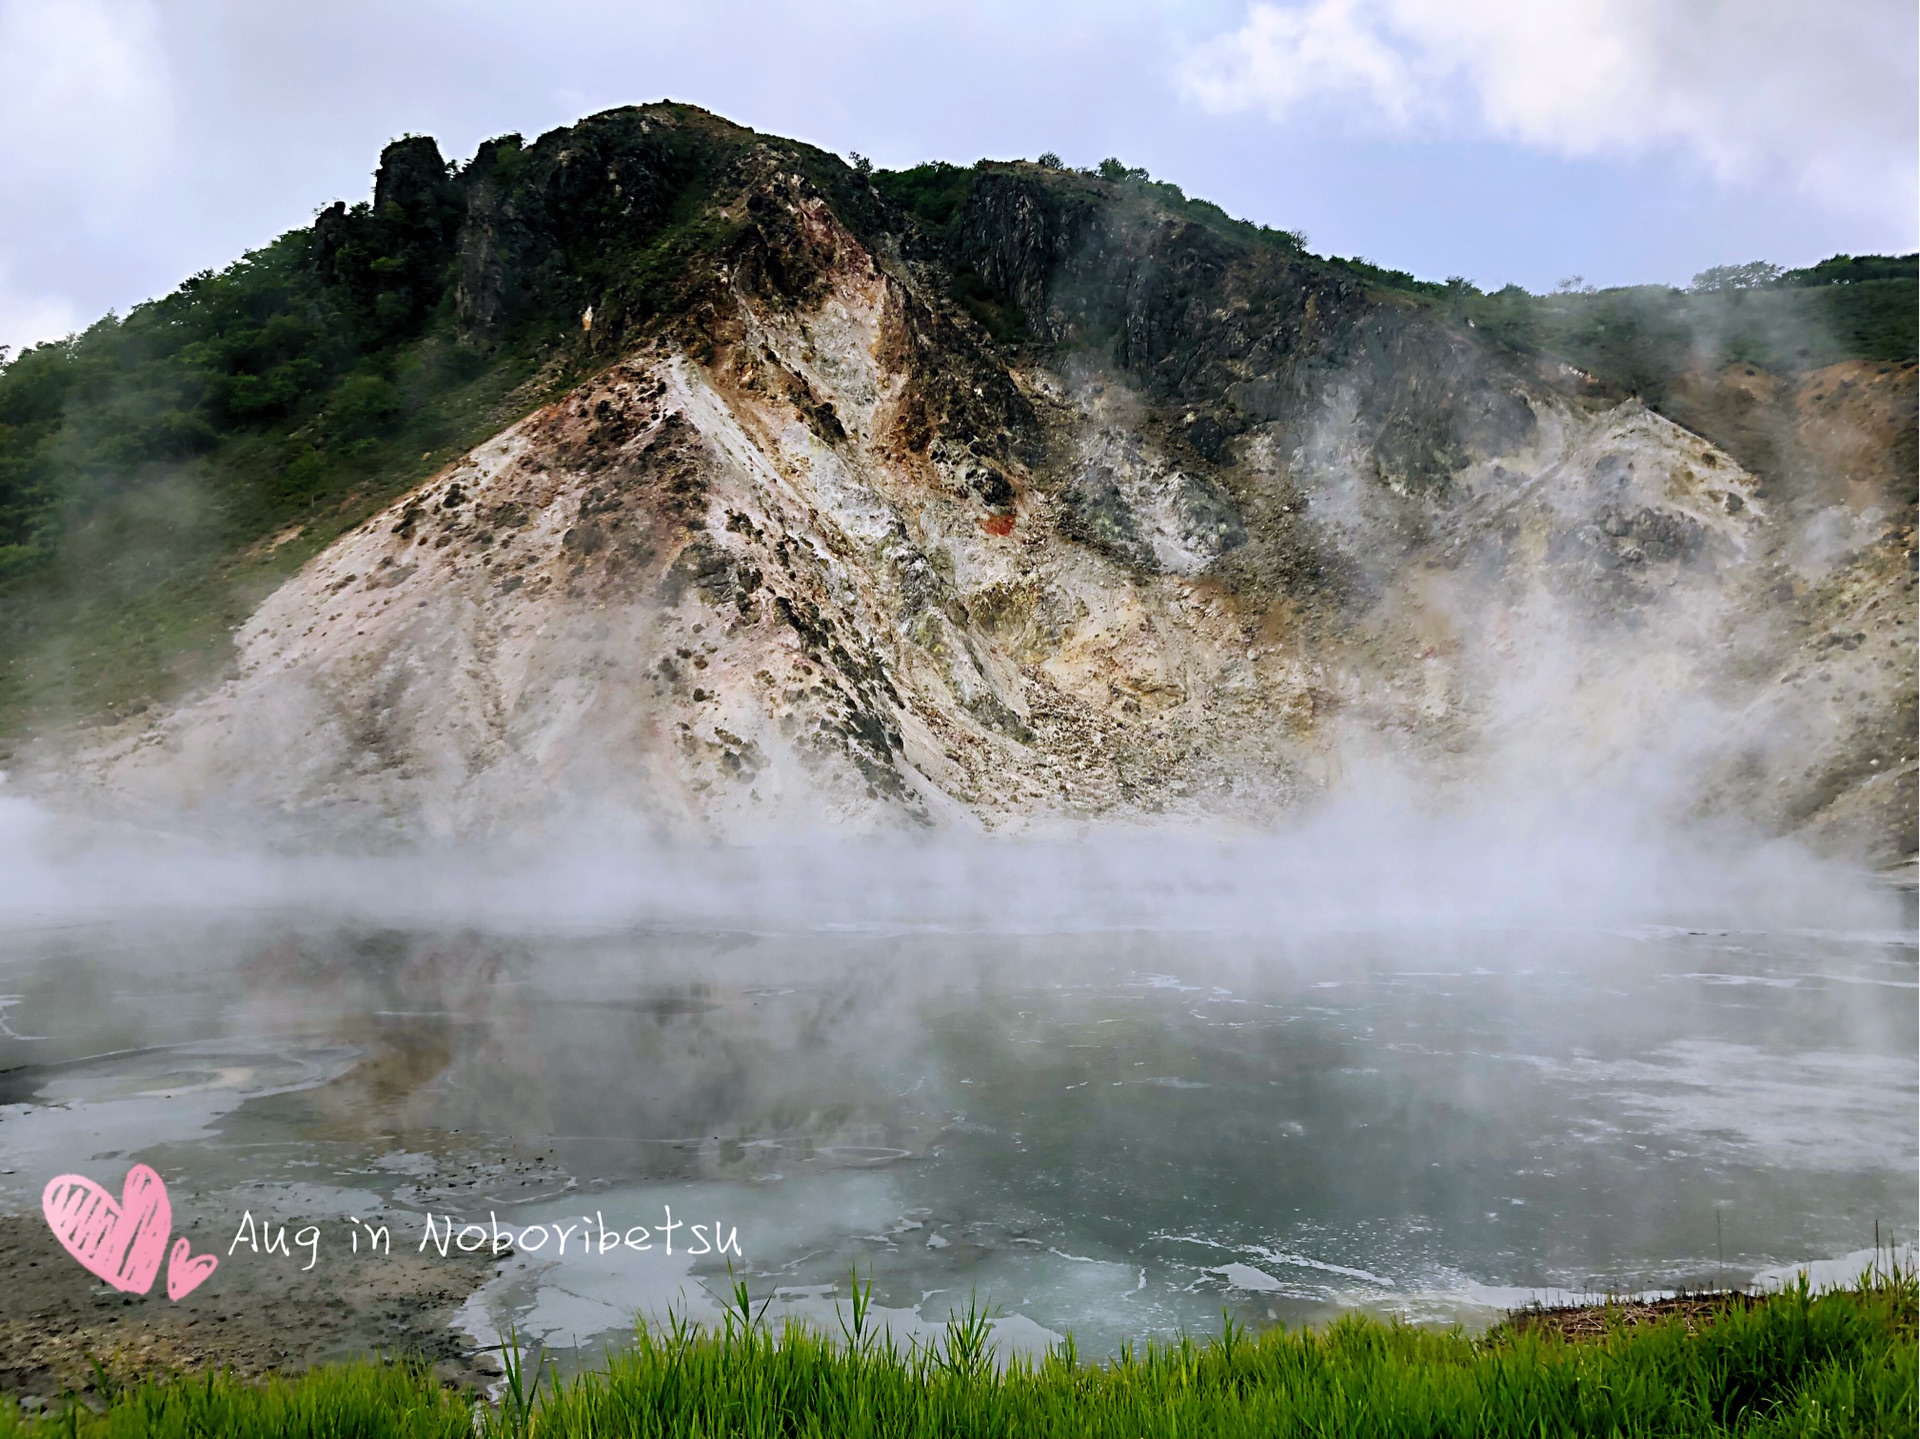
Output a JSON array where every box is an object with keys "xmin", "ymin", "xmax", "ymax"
[{"xmin": 0, "ymin": 910, "xmax": 1912, "ymax": 1366}]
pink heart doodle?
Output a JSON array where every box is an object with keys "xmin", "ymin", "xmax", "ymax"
[
  {"xmin": 41, "ymin": 1165, "xmax": 173, "ymax": 1295},
  {"xmin": 165, "ymin": 1235, "xmax": 219, "ymax": 1300}
]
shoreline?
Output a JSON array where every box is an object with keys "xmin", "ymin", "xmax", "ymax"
[
  {"xmin": 0, "ymin": 1234, "xmax": 1890, "ymax": 1408},
  {"xmin": 0, "ymin": 1274, "xmax": 1909, "ymax": 1434},
  {"xmin": 0, "ymin": 1213, "xmax": 497, "ymax": 1408}
]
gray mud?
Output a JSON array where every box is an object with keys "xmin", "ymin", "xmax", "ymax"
[{"xmin": 0, "ymin": 1212, "xmax": 495, "ymax": 1403}]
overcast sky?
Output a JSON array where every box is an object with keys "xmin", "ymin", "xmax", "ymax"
[{"xmin": 1, "ymin": 0, "xmax": 1913, "ymax": 356}]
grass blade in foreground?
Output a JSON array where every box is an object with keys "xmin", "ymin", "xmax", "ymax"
[{"xmin": 0, "ymin": 1270, "xmax": 1911, "ymax": 1437}]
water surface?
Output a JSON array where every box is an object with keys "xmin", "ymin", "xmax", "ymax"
[{"xmin": 1, "ymin": 912, "xmax": 1911, "ymax": 1364}]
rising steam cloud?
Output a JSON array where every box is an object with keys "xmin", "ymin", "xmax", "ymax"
[{"xmin": 0, "ymin": 782, "xmax": 1901, "ymax": 940}]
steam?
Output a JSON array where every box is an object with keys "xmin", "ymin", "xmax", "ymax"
[{"xmin": 0, "ymin": 783, "xmax": 1900, "ymax": 939}]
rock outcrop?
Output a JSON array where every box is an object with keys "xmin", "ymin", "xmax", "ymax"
[{"xmin": 52, "ymin": 107, "xmax": 1918, "ymax": 860}]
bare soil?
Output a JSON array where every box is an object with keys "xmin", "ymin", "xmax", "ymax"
[
  {"xmin": 0, "ymin": 1212, "xmax": 497, "ymax": 1407},
  {"xmin": 1500, "ymin": 1291, "xmax": 1759, "ymax": 1342}
]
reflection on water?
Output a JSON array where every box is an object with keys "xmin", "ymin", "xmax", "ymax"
[{"xmin": 0, "ymin": 913, "xmax": 1913, "ymax": 1361}]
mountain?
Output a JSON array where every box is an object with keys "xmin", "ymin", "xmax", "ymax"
[{"xmin": 4, "ymin": 105, "xmax": 1914, "ymax": 858}]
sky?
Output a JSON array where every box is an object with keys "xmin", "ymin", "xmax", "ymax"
[{"xmin": 0, "ymin": 0, "xmax": 1914, "ymax": 357}]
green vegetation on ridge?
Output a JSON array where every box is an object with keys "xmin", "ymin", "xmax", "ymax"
[
  {"xmin": 1460, "ymin": 265, "xmax": 1918, "ymax": 403},
  {"xmin": 869, "ymin": 156, "xmax": 1915, "ymax": 397},
  {"xmin": 0, "ymin": 111, "xmax": 775, "ymax": 742},
  {"xmin": 0, "ymin": 140, "xmax": 545, "ymax": 739},
  {"xmin": 0, "ymin": 1275, "xmax": 1912, "ymax": 1437}
]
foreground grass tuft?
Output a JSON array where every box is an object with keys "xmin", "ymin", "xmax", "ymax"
[{"xmin": 2, "ymin": 1271, "xmax": 1911, "ymax": 1437}]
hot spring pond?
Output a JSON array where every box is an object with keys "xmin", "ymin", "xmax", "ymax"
[{"xmin": 0, "ymin": 915, "xmax": 1912, "ymax": 1371}]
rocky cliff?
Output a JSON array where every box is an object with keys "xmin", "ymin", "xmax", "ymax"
[{"xmin": 47, "ymin": 106, "xmax": 1917, "ymax": 861}]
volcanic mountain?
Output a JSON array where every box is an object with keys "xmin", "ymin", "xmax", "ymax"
[{"xmin": 20, "ymin": 105, "xmax": 1916, "ymax": 859}]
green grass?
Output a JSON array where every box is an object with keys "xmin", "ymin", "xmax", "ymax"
[{"xmin": 3, "ymin": 1271, "xmax": 1911, "ymax": 1437}]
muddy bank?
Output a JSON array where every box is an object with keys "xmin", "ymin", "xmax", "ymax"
[
  {"xmin": 1499, "ymin": 1292, "xmax": 1763, "ymax": 1343},
  {"xmin": 0, "ymin": 1211, "xmax": 499, "ymax": 1405}
]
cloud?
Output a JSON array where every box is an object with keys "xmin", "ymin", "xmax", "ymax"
[
  {"xmin": 1180, "ymin": 0, "xmax": 1918, "ymax": 228},
  {"xmin": 0, "ymin": 263, "xmax": 79, "ymax": 355},
  {"xmin": 0, "ymin": 1, "xmax": 1909, "ymax": 355},
  {"xmin": 0, "ymin": 0, "xmax": 174, "ymax": 185},
  {"xmin": 0, "ymin": 0, "xmax": 173, "ymax": 350},
  {"xmin": 1179, "ymin": 0, "xmax": 1422, "ymax": 126}
]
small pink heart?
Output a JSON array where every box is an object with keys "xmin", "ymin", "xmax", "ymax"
[
  {"xmin": 165, "ymin": 1236, "xmax": 218, "ymax": 1300},
  {"xmin": 42, "ymin": 1164, "xmax": 172, "ymax": 1295}
]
